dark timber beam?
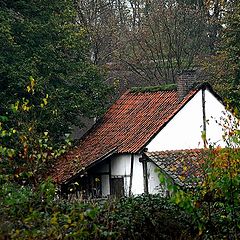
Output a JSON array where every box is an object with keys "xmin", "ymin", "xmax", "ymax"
[
  {"xmin": 129, "ymin": 153, "xmax": 134, "ymax": 196},
  {"xmin": 139, "ymin": 151, "xmax": 149, "ymax": 195},
  {"xmin": 202, "ymin": 88, "xmax": 207, "ymax": 147}
]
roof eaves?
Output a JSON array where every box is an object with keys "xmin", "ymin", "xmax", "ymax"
[{"xmin": 61, "ymin": 147, "xmax": 118, "ymax": 185}]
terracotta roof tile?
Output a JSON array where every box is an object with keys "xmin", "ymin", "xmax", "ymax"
[
  {"xmin": 146, "ymin": 149, "xmax": 209, "ymax": 187},
  {"xmin": 51, "ymin": 88, "xmax": 199, "ymax": 184}
]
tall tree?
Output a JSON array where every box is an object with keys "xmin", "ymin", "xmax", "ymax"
[
  {"xmin": 72, "ymin": 0, "xmax": 239, "ymax": 91},
  {"xmin": 202, "ymin": 1, "xmax": 240, "ymax": 114},
  {"xmin": 0, "ymin": 0, "xmax": 110, "ymax": 142},
  {"xmin": 73, "ymin": 0, "xmax": 215, "ymax": 86},
  {"xmin": 74, "ymin": 0, "xmax": 127, "ymax": 66},
  {"xmin": 118, "ymin": 0, "xmax": 209, "ymax": 84}
]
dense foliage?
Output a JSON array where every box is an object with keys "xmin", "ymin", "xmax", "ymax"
[
  {"xmin": 0, "ymin": 0, "xmax": 110, "ymax": 142},
  {"xmin": 167, "ymin": 116, "xmax": 240, "ymax": 239},
  {"xmin": 203, "ymin": 1, "xmax": 240, "ymax": 114},
  {"xmin": 0, "ymin": 1, "xmax": 239, "ymax": 240},
  {"xmin": 109, "ymin": 195, "xmax": 194, "ymax": 240},
  {"xmin": 0, "ymin": 79, "xmax": 72, "ymax": 186},
  {"xmin": 0, "ymin": 187, "xmax": 195, "ymax": 240}
]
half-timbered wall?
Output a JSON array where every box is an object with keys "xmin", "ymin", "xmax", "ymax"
[
  {"xmin": 90, "ymin": 154, "xmax": 145, "ymax": 197},
  {"xmin": 70, "ymin": 87, "xmax": 237, "ymax": 199}
]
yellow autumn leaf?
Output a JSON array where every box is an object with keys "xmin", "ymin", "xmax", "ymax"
[
  {"xmin": 183, "ymin": 166, "xmax": 188, "ymax": 172},
  {"xmin": 1, "ymin": 130, "xmax": 6, "ymax": 136},
  {"xmin": 50, "ymin": 216, "xmax": 58, "ymax": 225},
  {"xmin": 179, "ymin": 175, "xmax": 186, "ymax": 181},
  {"xmin": 80, "ymin": 213, "xmax": 84, "ymax": 221},
  {"xmin": 22, "ymin": 104, "xmax": 27, "ymax": 111},
  {"xmin": 43, "ymin": 98, "xmax": 48, "ymax": 105},
  {"xmin": 30, "ymin": 77, "xmax": 35, "ymax": 88},
  {"xmin": 7, "ymin": 149, "xmax": 15, "ymax": 158}
]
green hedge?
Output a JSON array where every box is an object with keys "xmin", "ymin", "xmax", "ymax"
[{"xmin": 0, "ymin": 182, "xmax": 195, "ymax": 240}]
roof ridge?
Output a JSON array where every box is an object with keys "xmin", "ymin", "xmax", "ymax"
[{"xmin": 130, "ymin": 84, "xmax": 177, "ymax": 93}]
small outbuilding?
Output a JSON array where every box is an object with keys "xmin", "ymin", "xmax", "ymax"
[{"xmin": 50, "ymin": 71, "xmax": 235, "ymax": 199}]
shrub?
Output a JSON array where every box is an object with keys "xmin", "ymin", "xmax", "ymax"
[
  {"xmin": 107, "ymin": 194, "xmax": 194, "ymax": 240},
  {"xmin": 0, "ymin": 186, "xmax": 196, "ymax": 240},
  {"xmin": 169, "ymin": 115, "xmax": 240, "ymax": 239}
]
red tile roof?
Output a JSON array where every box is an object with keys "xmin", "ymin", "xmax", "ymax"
[
  {"xmin": 146, "ymin": 149, "xmax": 208, "ymax": 187},
  {"xmin": 51, "ymin": 87, "xmax": 199, "ymax": 184}
]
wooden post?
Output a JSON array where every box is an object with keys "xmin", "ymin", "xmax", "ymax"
[
  {"xmin": 129, "ymin": 154, "xmax": 134, "ymax": 196},
  {"xmin": 202, "ymin": 88, "xmax": 207, "ymax": 147},
  {"xmin": 108, "ymin": 159, "xmax": 112, "ymax": 195},
  {"xmin": 139, "ymin": 153, "xmax": 149, "ymax": 195},
  {"xmin": 143, "ymin": 160, "xmax": 149, "ymax": 194}
]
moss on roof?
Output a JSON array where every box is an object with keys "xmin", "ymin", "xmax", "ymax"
[{"xmin": 130, "ymin": 84, "xmax": 177, "ymax": 93}]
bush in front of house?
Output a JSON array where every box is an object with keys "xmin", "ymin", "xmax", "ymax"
[
  {"xmin": 0, "ymin": 182, "xmax": 195, "ymax": 240},
  {"xmin": 0, "ymin": 180, "xmax": 104, "ymax": 240},
  {"xmin": 169, "ymin": 116, "xmax": 240, "ymax": 240},
  {"xmin": 106, "ymin": 194, "xmax": 195, "ymax": 240}
]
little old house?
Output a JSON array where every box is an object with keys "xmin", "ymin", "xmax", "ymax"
[{"xmin": 50, "ymin": 71, "xmax": 234, "ymax": 199}]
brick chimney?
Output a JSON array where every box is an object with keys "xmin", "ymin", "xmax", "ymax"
[{"xmin": 177, "ymin": 70, "xmax": 197, "ymax": 100}]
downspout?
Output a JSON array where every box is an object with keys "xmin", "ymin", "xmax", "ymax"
[
  {"xmin": 129, "ymin": 153, "xmax": 134, "ymax": 196},
  {"xmin": 202, "ymin": 87, "xmax": 207, "ymax": 147}
]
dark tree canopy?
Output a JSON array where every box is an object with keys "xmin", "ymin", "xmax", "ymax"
[
  {"xmin": 203, "ymin": 1, "xmax": 240, "ymax": 114},
  {"xmin": 0, "ymin": 0, "xmax": 110, "ymax": 141}
]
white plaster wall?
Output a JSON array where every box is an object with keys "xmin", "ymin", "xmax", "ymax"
[
  {"xmin": 106, "ymin": 154, "xmax": 169, "ymax": 196},
  {"xmin": 124, "ymin": 177, "xmax": 130, "ymax": 196},
  {"xmin": 131, "ymin": 154, "xmax": 144, "ymax": 195},
  {"xmin": 147, "ymin": 161, "xmax": 161, "ymax": 194},
  {"xmin": 205, "ymin": 89, "xmax": 230, "ymax": 146},
  {"xmin": 147, "ymin": 90, "xmax": 204, "ymax": 151},
  {"xmin": 93, "ymin": 156, "xmax": 164, "ymax": 197},
  {"xmin": 111, "ymin": 154, "xmax": 131, "ymax": 176},
  {"xmin": 110, "ymin": 154, "xmax": 132, "ymax": 196}
]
